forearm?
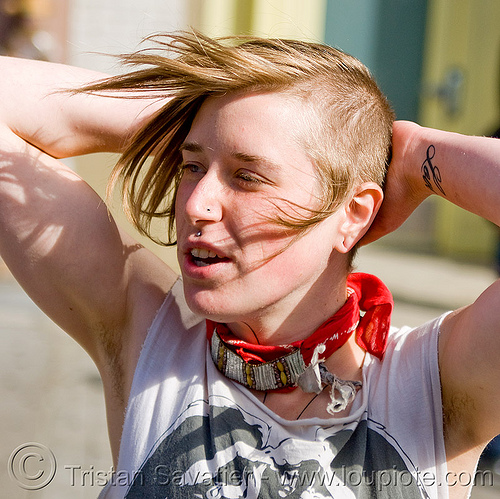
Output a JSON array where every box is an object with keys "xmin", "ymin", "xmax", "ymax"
[
  {"xmin": 401, "ymin": 122, "xmax": 500, "ymax": 226},
  {"xmin": 0, "ymin": 56, "xmax": 160, "ymax": 158}
]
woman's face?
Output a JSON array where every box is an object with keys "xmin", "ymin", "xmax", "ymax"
[{"xmin": 175, "ymin": 91, "xmax": 349, "ymax": 342}]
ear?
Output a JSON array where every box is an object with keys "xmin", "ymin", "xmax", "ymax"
[{"xmin": 334, "ymin": 182, "xmax": 384, "ymax": 253}]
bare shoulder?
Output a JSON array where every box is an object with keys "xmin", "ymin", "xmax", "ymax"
[
  {"xmin": 0, "ymin": 122, "xmax": 179, "ymax": 414},
  {"xmin": 121, "ymin": 242, "xmax": 179, "ymax": 368},
  {"xmin": 439, "ymin": 280, "xmax": 500, "ymax": 452},
  {"xmin": 104, "ymin": 239, "xmax": 179, "ymax": 398},
  {"xmin": 97, "ymin": 242, "xmax": 178, "ymax": 461}
]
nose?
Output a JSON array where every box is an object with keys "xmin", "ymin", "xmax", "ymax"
[{"xmin": 182, "ymin": 170, "xmax": 223, "ymax": 226}]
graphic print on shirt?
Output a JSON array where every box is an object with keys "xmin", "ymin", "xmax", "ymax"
[{"xmin": 123, "ymin": 398, "xmax": 426, "ymax": 498}]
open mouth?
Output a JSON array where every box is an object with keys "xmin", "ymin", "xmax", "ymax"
[{"xmin": 190, "ymin": 248, "xmax": 229, "ymax": 267}]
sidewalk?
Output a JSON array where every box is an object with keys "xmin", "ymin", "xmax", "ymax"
[
  {"xmin": 1, "ymin": 245, "xmax": 498, "ymax": 498},
  {"xmin": 356, "ymin": 244, "xmax": 497, "ymax": 327},
  {"xmin": 0, "ymin": 261, "xmax": 112, "ymax": 498}
]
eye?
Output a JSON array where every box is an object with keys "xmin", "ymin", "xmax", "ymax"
[
  {"xmin": 180, "ymin": 162, "xmax": 204, "ymax": 175},
  {"xmin": 236, "ymin": 170, "xmax": 264, "ymax": 185}
]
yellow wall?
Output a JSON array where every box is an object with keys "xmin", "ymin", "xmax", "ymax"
[
  {"xmin": 420, "ymin": 0, "xmax": 500, "ymax": 135},
  {"xmin": 420, "ymin": 0, "xmax": 500, "ymax": 261},
  {"xmin": 190, "ymin": 0, "xmax": 327, "ymax": 40}
]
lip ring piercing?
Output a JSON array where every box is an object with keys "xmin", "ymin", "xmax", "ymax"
[{"xmin": 194, "ymin": 209, "xmax": 210, "ymax": 236}]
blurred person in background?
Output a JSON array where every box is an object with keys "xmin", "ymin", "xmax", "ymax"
[{"xmin": 0, "ymin": 31, "xmax": 499, "ymax": 499}]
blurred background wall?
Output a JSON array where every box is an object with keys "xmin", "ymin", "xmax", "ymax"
[{"xmin": 2, "ymin": 0, "xmax": 499, "ymax": 268}]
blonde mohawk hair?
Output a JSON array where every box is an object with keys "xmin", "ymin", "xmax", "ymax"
[{"xmin": 78, "ymin": 31, "xmax": 394, "ymax": 248}]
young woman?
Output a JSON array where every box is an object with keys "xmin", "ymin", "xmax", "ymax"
[{"xmin": 0, "ymin": 32, "xmax": 499, "ymax": 498}]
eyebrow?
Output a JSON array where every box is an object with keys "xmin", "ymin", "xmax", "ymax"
[
  {"xmin": 180, "ymin": 141, "xmax": 282, "ymax": 174},
  {"xmin": 231, "ymin": 152, "xmax": 281, "ymax": 172},
  {"xmin": 179, "ymin": 141, "xmax": 204, "ymax": 154}
]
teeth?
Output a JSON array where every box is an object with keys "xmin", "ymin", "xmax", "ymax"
[{"xmin": 191, "ymin": 248, "xmax": 218, "ymax": 259}]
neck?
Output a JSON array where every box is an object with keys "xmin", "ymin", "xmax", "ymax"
[
  {"xmin": 208, "ymin": 271, "xmax": 393, "ymax": 401},
  {"xmin": 323, "ymin": 333, "xmax": 366, "ymax": 381},
  {"xmin": 226, "ymin": 278, "xmax": 349, "ymax": 346}
]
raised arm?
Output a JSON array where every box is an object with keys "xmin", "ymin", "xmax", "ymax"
[
  {"xmin": 363, "ymin": 120, "xmax": 500, "ymax": 244},
  {"xmin": 0, "ymin": 57, "xmax": 175, "ymax": 383},
  {"xmin": 0, "ymin": 55, "xmax": 158, "ymax": 157},
  {"xmin": 365, "ymin": 121, "xmax": 500, "ymax": 458}
]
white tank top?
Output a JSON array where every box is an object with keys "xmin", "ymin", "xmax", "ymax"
[{"xmin": 100, "ymin": 278, "xmax": 449, "ymax": 499}]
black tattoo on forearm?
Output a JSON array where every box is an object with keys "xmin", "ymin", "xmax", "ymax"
[{"xmin": 421, "ymin": 145, "xmax": 445, "ymax": 195}]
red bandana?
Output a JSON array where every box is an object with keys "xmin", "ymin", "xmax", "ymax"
[{"xmin": 206, "ymin": 272, "xmax": 393, "ymax": 369}]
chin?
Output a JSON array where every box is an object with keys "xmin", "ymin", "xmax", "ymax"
[{"xmin": 182, "ymin": 286, "xmax": 235, "ymax": 322}]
